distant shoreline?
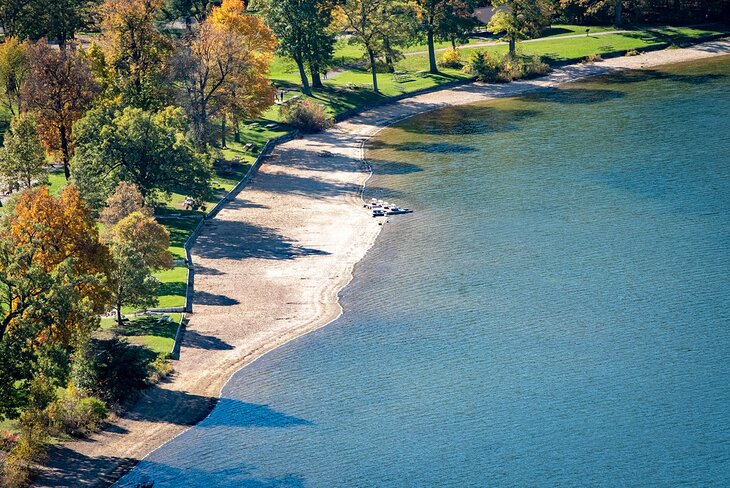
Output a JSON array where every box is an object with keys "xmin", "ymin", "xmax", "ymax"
[{"xmin": 38, "ymin": 39, "xmax": 730, "ymax": 488}]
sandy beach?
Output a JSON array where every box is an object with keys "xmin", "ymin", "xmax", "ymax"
[{"xmin": 36, "ymin": 39, "xmax": 730, "ymax": 487}]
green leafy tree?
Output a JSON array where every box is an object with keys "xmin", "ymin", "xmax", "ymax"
[
  {"xmin": 487, "ymin": 0, "xmax": 553, "ymax": 57},
  {"xmin": 161, "ymin": 0, "xmax": 222, "ymax": 29},
  {"xmin": 265, "ymin": 0, "xmax": 336, "ymax": 92},
  {"xmin": 0, "ymin": 114, "xmax": 48, "ymax": 192},
  {"xmin": 0, "ymin": 37, "xmax": 29, "ymax": 117},
  {"xmin": 107, "ymin": 211, "xmax": 172, "ymax": 325},
  {"xmin": 0, "ymin": 0, "xmax": 97, "ymax": 47},
  {"xmin": 435, "ymin": 0, "xmax": 480, "ymax": 50},
  {"xmin": 71, "ymin": 105, "xmax": 212, "ymax": 211},
  {"xmin": 339, "ymin": 0, "xmax": 414, "ymax": 93}
]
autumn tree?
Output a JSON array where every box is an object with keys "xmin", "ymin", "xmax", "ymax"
[
  {"xmin": 71, "ymin": 105, "xmax": 212, "ymax": 210},
  {"xmin": 0, "ymin": 114, "xmax": 48, "ymax": 191},
  {"xmin": 0, "ymin": 186, "xmax": 110, "ymax": 417},
  {"xmin": 0, "ymin": 37, "xmax": 29, "ymax": 116},
  {"xmin": 487, "ymin": 0, "xmax": 553, "ymax": 57},
  {"xmin": 175, "ymin": 0, "xmax": 276, "ymax": 148},
  {"xmin": 106, "ymin": 211, "xmax": 172, "ymax": 325},
  {"xmin": 98, "ymin": 0, "xmax": 174, "ymax": 109},
  {"xmin": 23, "ymin": 41, "xmax": 97, "ymax": 180},
  {"xmin": 265, "ymin": 0, "xmax": 336, "ymax": 93},
  {"xmin": 99, "ymin": 181, "xmax": 152, "ymax": 227}
]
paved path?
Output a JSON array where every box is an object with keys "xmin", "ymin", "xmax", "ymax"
[{"xmin": 36, "ymin": 39, "xmax": 730, "ymax": 488}]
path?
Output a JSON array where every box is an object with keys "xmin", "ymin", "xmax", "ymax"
[{"xmin": 36, "ymin": 39, "xmax": 730, "ymax": 488}]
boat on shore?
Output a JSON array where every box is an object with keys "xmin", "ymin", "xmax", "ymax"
[{"xmin": 365, "ymin": 198, "xmax": 413, "ymax": 217}]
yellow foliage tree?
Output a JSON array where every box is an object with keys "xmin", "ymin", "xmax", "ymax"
[{"xmin": 177, "ymin": 0, "xmax": 277, "ymax": 148}]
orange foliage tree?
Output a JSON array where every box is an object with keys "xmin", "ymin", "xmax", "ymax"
[
  {"xmin": 23, "ymin": 41, "xmax": 97, "ymax": 180},
  {"xmin": 0, "ymin": 186, "xmax": 110, "ymax": 347}
]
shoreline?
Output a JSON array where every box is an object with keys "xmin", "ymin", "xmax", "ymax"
[{"xmin": 37, "ymin": 39, "xmax": 730, "ymax": 488}]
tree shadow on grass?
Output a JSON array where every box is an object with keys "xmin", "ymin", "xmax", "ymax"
[
  {"xmin": 157, "ymin": 281, "xmax": 186, "ymax": 298},
  {"xmin": 194, "ymin": 220, "xmax": 330, "ymax": 261},
  {"xmin": 117, "ymin": 317, "xmax": 177, "ymax": 340}
]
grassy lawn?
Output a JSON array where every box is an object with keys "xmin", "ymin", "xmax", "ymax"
[
  {"xmin": 153, "ymin": 265, "xmax": 187, "ymax": 309},
  {"xmin": 47, "ymin": 168, "xmax": 66, "ymax": 195},
  {"xmin": 99, "ymin": 313, "xmax": 181, "ymax": 356},
  {"xmin": 0, "ymin": 418, "xmax": 19, "ymax": 435}
]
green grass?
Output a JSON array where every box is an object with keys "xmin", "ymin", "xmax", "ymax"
[
  {"xmin": 0, "ymin": 418, "xmax": 19, "ymax": 435},
  {"xmin": 153, "ymin": 265, "xmax": 187, "ymax": 309},
  {"xmin": 46, "ymin": 169, "xmax": 67, "ymax": 196},
  {"xmin": 99, "ymin": 313, "xmax": 181, "ymax": 356}
]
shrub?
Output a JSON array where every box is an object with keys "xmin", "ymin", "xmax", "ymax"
[
  {"xmin": 2, "ymin": 410, "xmax": 49, "ymax": 488},
  {"xmin": 279, "ymin": 100, "xmax": 333, "ymax": 133},
  {"xmin": 464, "ymin": 51, "xmax": 500, "ymax": 82},
  {"xmin": 0, "ymin": 432, "xmax": 17, "ymax": 453},
  {"xmin": 583, "ymin": 53, "xmax": 603, "ymax": 63},
  {"xmin": 46, "ymin": 386, "xmax": 107, "ymax": 438},
  {"xmin": 71, "ymin": 338, "xmax": 153, "ymax": 405},
  {"xmin": 440, "ymin": 48, "xmax": 463, "ymax": 69},
  {"xmin": 625, "ymin": 48, "xmax": 640, "ymax": 56},
  {"xmin": 465, "ymin": 52, "xmax": 550, "ymax": 83},
  {"xmin": 149, "ymin": 354, "xmax": 174, "ymax": 383}
]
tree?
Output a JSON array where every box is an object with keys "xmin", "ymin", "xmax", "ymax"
[
  {"xmin": 0, "ymin": 0, "xmax": 96, "ymax": 47},
  {"xmin": 161, "ymin": 0, "xmax": 222, "ymax": 30},
  {"xmin": 338, "ymin": 0, "xmax": 393, "ymax": 94},
  {"xmin": 71, "ymin": 105, "xmax": 212, "ymax": 211},
  {"xmin": 0, "ymin": 186, "xmax": 109, "ymax": 418},
  {"xmin": 435, "ymin": 0, "xmax": 480, "ymax": 49},
  {"xmin": 23, "ymin": 41, "xmax": 97, "ymax": 180},
  {"xmin": 265, "ymin": 0, "xmax": 336, "ymax": 92},
  {"xmin": 176, "ymin": 0, "xmax": 276, "ymax": 148},
  {"xmin": 0, "ymin": 37, "xmax": 29, "ymax": 116},
  {"xmin": 99, "ymin": 181, "xmax": 152, "ymax": 227},
  {"xmin": 0, "ymin": 114, "xmax": 48, "ymax": 192},
  {"xmin": 487, "ymin": 0, "xmax": 553, "ymax": 57},
  {"xmin": 98, "ymin": 0, "xmax": 174, "ymax": 109},
  {"xmin": 107, "ymin": 212, "xmax": 172, "ymax": 326}
]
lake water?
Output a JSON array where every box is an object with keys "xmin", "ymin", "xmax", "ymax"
[{"xmin": 119, "ymin": 56, "xmax": 730, "ymax": 487}]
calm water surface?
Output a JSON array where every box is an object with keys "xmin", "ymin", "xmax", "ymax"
[{"xmin": 119, "ymin": 56, "xmax": 730, "ymax": 487}]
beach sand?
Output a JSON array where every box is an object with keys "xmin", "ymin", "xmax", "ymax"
[{"xmin": 36, "ymin": 40, "xmax": 730, "ymax": 487}]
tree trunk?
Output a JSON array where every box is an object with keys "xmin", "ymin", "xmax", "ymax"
[
  {"xmin": 614, "ymin": 0, "xmax": 623, "ymax": 26},
  {"xmin": 234, "ymin": 117, "xmax": 241, "ymax": 143},
  {"xmin": 220, "ymin": 115, "xmax": 226, "ymax": 148},
  {"xmin": 311, "ymin": 66, "xmax": 323, "ymax": 88},
  {"xmin": 116, "ymin": 293, "xmax": 124, "ymax": 328},
  {"xmin": 383, "ymin": 37, "xmax": 395, "ymax": 73},
  {"xmin": 60, "ymin": 123, "xmax": 71, "ymax": 180},
  {"xmin": 451, "ymin": 37, "xmax": 457, "ymax": 49},
  {"xmin": 367, "ymin": 48, "xmax": 379, "ymax": 94},
  {"xmin": 509, "ymin": 37, "xmax": 516, "ymax": 57},
  {"xmin": 427, "ymin": 30, "xmax": 438, "ymax": 74},
  {"xmin": 296, "ymin": 59, "xmax": 311, "ymax": 96}
]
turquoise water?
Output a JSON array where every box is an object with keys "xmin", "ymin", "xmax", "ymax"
[{"xmin": 119, "ymin": 56, "xmax": 730, "ymax": 487}]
